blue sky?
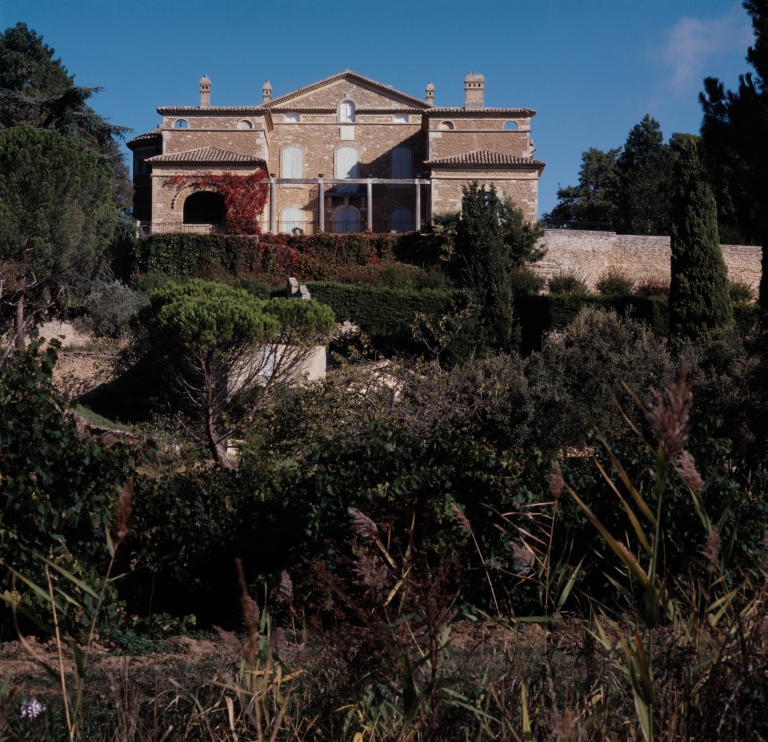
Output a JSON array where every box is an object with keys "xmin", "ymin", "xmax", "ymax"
[{"xmin": 0, "ymin": 0, "xmax": 756, "ymax": 215}]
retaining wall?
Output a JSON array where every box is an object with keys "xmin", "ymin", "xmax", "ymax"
[{"xmin": 531, "ymin": 230, "xmax": 762, "ymax": 292}]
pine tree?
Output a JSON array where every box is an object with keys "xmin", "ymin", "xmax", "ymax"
[
  {"xmin": 669, "ymin": 134, "xmax": 733, "ymax": 338},
  {"xmin": 455, "ymin": 182, "xmax": 516, "ymax": 353}
]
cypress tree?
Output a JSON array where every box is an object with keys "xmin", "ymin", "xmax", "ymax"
[
  {"xmin": 669, "ymin": 134, "xmax": 733, "ymax": 338},
  {"xmin": 455, "ymin": 182, "xmax": 516, "ymax": 352}
]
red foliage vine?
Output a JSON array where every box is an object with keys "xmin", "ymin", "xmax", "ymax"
[{"xmin": 169, "ymin": 170, "xmax": 269, "ymax": 235}]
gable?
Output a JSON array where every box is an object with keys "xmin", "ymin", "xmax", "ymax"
[{"xmin": 267, "ymin": 71, "xmax": 429, "ymax": 111}]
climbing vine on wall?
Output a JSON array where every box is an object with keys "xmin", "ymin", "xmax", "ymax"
[{"xmin": 169, "ymin": 171, "xmax": 269, "ymax": 235}]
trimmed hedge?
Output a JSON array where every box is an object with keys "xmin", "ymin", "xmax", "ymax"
[
  {"xmin": 307, "ymin": 282, "xmax": 460, "ymax": 347},
  {"xmin": 132, "ymin": 232, "xmax": 404, "ymax": 281}
]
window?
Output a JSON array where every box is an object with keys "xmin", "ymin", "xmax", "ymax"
[
  {"xmin": 281, "ymin": 207, "xmax": 304, "ymax": 234},
  {"xmin": 184, "ymin": 191, "xmax": 225, "ymax": 224},
  {"xmin": 391, "ymin": 147, "xmax": 412, "ymax": 179},
  {"xmin": 284, "ymin": 113, "xmax": 300, "ymax": 123},
  {"xmin": 340, "ymin": 100, "xmax": 355, "ymax": 123},
  {"xmin": 439, "ymin": 121, "xmax": 454, "ymax": 130},
  {"xmin": 174, "ymin": 119, "xmax": 189, "ymax": 128},
  {"xmin": 504, "ymin": 121, "xmax": 519, "ymax": 130},
  {"xmin": 391, "ymin": 208, "xmax": 413, "ymax": 233},
  {"xmin": 394, "ymin": 113, "xmax": 409, "ymax": 123},
  {"xmin": 281, "ymin": 147, "xmax": 302, "ymax": 178},
  {"xmin": 335, "ymin": 146, "xmax": 358, "ymax": 193},
  {"xmin": 238, "ymin": 120, "xmax": 253, "ymax": 129},
  {"xmin": 334, "ymin": 206, "xmax": 359, "ymax": 233},
  {"xmin": 135, "ymin": 158, "xmax": 146, "ymax": 175}
]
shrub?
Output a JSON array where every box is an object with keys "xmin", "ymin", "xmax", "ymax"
[
  {"xmin": 596, "ymin": 267, "xmax": 634, "ymax": 295},
  {"xmin": 509, "ymin": 266, "xmax": 545, "ymax": 296},
  {"xmin": 635, "ymin": 275, "xmax": 670, "ymax": 296},
  {"xmin": 76, "ymin": 279, "xmax": 148, "ymax": 338},
  {"xmin": 547, "ymin": 268, "xmax": 589, "ymax": 295},
  {"xmin": 729, "ymin": 279, "xmax": 755, "ymax": 303}
]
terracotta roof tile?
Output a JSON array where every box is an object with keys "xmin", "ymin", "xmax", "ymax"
[
  {"xmin": 146, "ymin": 147, "xmax": 266, "ymax": 165},
  {"xmin": 426, "ymin": 149, "xmax": 545, "ymax": 169},
  {"xmin": 428, "ymin": 108, "xmax": 536, "ymax": 118},
  {"xmin": 127, "ymin": 130, "xmax": 162, "ymax": 148},
  {"xmin": 266, "ymin": 70, "xmax": 430, "ymax": 110}
]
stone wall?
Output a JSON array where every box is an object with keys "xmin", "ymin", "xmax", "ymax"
[{"xmin": 531, "ymin": 230, "xmax": 762, "ymax": 292}]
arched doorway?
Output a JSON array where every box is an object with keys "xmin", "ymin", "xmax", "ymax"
[
  {"xmin": 183, "ymin": 191, "xmax": 226, "ymax": 225},
  {"xmin": 334, "ymin": 206, "xmax": 360, "ymax": 233}
]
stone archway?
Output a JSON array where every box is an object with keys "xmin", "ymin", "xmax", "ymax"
[{"xmin": 183, "ymin": 191, "xmax": 226, "ymax": 224}]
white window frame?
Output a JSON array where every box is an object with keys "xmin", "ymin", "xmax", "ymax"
[
  {"xmin": 284, "ymin": 113, "xmax": 300, "ymax": 123},
  {"xmin": 339, "ymin": 100, "xmax": 355, "ymax": 123},
  {"xmin": 281, "ymin": 146, "xmax": 303, "ymax": 179},
  {"xmin": 394, "ymin": 113, "xmax": 409, "ymax": 123}
]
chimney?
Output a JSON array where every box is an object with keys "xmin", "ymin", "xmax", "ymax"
[
  {"xmin": 425, "ymin": 81, "xmax": 434, "ymax": 105},
  {"xmin": 464, "ymin": 72, "xmax": 484, "ymax": 110},
  {"xmin": 262, "ymin": 79, "xmax": 272, "ymax": 103},
  {"xmin": 199, "ymin": 75, "xmax": 211, "ymax": 107}
]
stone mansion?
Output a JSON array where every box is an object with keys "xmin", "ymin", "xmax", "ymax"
[{"xmin": 128, "ymin": 70, "xmax": 545, "ymax": 235}]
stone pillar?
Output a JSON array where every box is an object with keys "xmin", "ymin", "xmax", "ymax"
[
  {"xmin": 318, "ymin": 175, "xmax": 325, "ymax": 232},
  {"xmin": 366, "ymin": 177, "xmax": 373, "ymax": 231},
  {"xmin": 415, "ymin": 180, "xmax": 421, "ymax": 232},
  {"xmin": 269, "ymin": 175, "xmax": 277, "ymax": 234}
]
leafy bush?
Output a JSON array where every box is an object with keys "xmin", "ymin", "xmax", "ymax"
[
  {"xmin": 729, "ymin": 279, "xmax": 755, "ymax": 303},
  {"xmin": 635, "ymin": 275, "xmax": 670, "ymax": 296},
  {"xmin": 547, "ymin": 268, "xmax": 589, "ymax": 294},
  {"xmin": 76, "ymin": 279, "xmax": 148, "ymax": 338},
  {"xmin": 596, "ymin": 267, "xmax": 634, "ymax": 295},
  {"xmin": 509, "ymin": 265, "xmax": 545, "ymax": 296},
  {"xmin": 0, "ymin": 341, "xmax": 136, "ymax": 626}
]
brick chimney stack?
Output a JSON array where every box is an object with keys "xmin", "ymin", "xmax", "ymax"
[
  {"xmin": 464, "ymin": 72, "xmax": 484, "ymax": 110},
  {"xmin": 262, "ymin": 79, "xmax": 272, "ymax": 103},
  {"xmin": 426, "ymin": 81, "xmax": 434, "ymax": 105},
  {"xmin": 199, "ymin": 75, "xmax": 211, "ymax": 107}
]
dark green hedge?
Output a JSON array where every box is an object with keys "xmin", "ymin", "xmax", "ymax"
[{"xmin": 306, "ymin": 282, "xmax": 460, "ymax": 347}]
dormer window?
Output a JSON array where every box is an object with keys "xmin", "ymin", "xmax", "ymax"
[
  {"xmin": 284, "ymin": 113, "xmax": 300, "ymax": 123},
  {"xmin": 174, "ymin": 119, "xmax": 189, "ymax": 128},
  {"xmin": 394, "ymin": 113, "xmax": 409, "ymax": 123},
  {"xmin": 340, "ymin": 100, "xmax": 355, "ymax": 123}
]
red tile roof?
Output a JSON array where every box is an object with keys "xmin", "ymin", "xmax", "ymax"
[
  {"xmin": 146, "ymin": 147, "xmax": 266, "ymax": 165},
  {"xmin": 428, "ymin": 108, "xmax": 536, "ymax": 118},
  {"xmin": 426, "ymin": 149, "xmax": 545, "ymax": 169},
  {"xmin": 127, "ymin": 130, "xmax": 162, "ymax": 148}
]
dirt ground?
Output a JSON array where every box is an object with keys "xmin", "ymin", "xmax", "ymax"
[{"xmin": 52, "ymin": 351, "xmax": 121, "ymax": 401}]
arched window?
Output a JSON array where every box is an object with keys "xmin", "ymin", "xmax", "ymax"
[
  {"xmin": 334, "ymin": 206, "xmax": 360, "ymax": 233},
  {"xmin": 340, "ymin": 100, "xmax": 355, "ymax": 123},
  {"xmin": 391, "ymin": 147, "xmax": 412, "ymax": 179},
  {"xmin": 335, "ymin": 146, "xmax": 358, "ymax": 193},
  {"xmin": 174, "ymin": 119, "xmax": 188, "ymax": 128},
  {"xmin": 504, "ymin": 121, "xmax": 519, "ymax": 130},
  {"xmin": 183, "ymin": 191, "xmax": 225, "ymax": 224},
  {"xmin": 280, "ymin": 207, "xmax": 304, "ymax": 234},
  {"xmin": 391, "ymin": 208, "xmax": 413, "ymax": 233},
  {"xmin": 439, "ymin": 121, "xmax": 454, "ymax": 130},
  {"xmin": 281, "ymin": 147, "xmax": 302, "ymax": 178},
  {"xmin": 238, "ymin": 120, "xmax": 253, "ymax": 129}
]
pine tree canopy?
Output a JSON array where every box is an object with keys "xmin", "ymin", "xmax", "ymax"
[{"xmin": 669, "ymin": 133, "xmax": 733, "ymax": 338}]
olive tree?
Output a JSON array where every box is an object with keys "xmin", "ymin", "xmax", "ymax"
[{"xmin": 136, "ymin": 280, "xmax": 336, "ymax": 469}]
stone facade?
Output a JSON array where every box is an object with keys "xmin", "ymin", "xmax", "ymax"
[
  {"xmin": 128, "ymin": 71, "xmax": 545, "ymax": 232},
  {"xmin": 532, "ymin": 230, "xmax": 762, "ymax": 293}
]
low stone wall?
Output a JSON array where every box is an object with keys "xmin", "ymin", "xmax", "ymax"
[{"xmin": 532, "ymin": 230, "xmax": 762, "ymax": 292}]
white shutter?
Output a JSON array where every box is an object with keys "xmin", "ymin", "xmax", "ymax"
[
  {"xmin": 392, "ymin": 147, "xmax": 412, "ymax": 179},
  {"xmin": 281, "ymin": 147, "xmax": 302, "ymax": 178},
  {"xmin": 336, "ymin": 147, "xmax": 358, "ymax": 193},
  {"xmin": 340, "ymin": 101, "xmax": 355, "ymax": 123},
  {"xmin": 280, "ymin": 207, "xmax": 304, "ymax": 234}
]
